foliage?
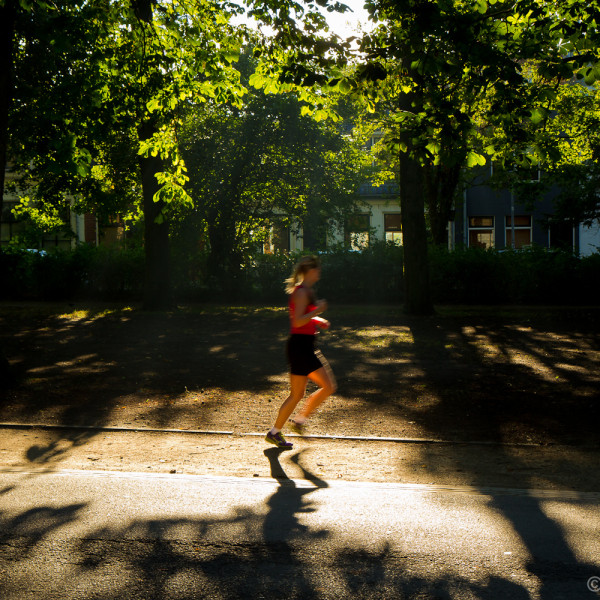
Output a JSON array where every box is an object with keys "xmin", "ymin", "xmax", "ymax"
[
  {"xmin": 2, "ymin": 242, "xmax": 600, "ymax": 305},
  {"xmin": 317, "ymin": 242, "xmax": 404, "ymax": 303},
  {"xmin": 8, "ymin": 196, "xmax": 72, "ymax": 248},
  {"xmin": 0, "ymin": 245, "xmax": 90, "ymax": 300},
  {"xmin": 429, "ymin": 245, "xmax": 599, "ymax": 305},
  {"xmin": 498, "ymin": 81, "xmax": 600, "ymax": 226},
  {"xmin": 175, "ymin": 50, "xmax": 372, "ymax": 278}
]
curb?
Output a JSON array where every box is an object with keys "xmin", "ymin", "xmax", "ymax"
[
  {"xmin": 0, "ymin": 421, "xmax": 547, "ymax": 447},
  {"xmin": 3, "ymin": 466, "xmax": 600, "ymax": 500}
]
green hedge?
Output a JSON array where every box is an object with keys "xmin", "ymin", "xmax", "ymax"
[
  {"xmin": 1, "ymin": 243, "xmax": 598, "ymax": 305},
  {"xmin": 429, "ymin": 246, "xmax": 600, "ymax": 305},
  {"xmin": 0, "ymin": 245, "xmax": 144, "ymax": 301}
]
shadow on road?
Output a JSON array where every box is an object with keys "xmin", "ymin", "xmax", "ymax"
[{"xmin": 2, "ymin": 449, "xmax": 596, "ymax": 598}]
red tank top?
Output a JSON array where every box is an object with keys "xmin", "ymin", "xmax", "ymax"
[{"xmin": 289, "ymin": 284, "xmax": 318, "ymax": 335}]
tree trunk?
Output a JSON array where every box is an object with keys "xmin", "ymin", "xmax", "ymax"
[
  {"xmin": 207, "ymin": 218, "xmax": 239, "ymax": 279},
  {"xmin": 133, "ymin": 0, "xmax": 172, "ymax": 310},
  {"xmin": 0, "ymin": 0, "xmax": 17, "ymax": 215},
  {"xmin": 399, "ymin": 155, "xmax": 434, "ymax": 315},
  {"xmin": 139, "ymin": 120, "xmax": 172, "ymax": 310},
  {"xmin": 424, "ymin": 163, "xmax": 462, "ymax": 247},
  {"xmin": 398, "ymin": 87, "xmax": 434, "ymax": 316}
]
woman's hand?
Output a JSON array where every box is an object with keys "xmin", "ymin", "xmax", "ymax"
[
  {"xmin": 313, "ymin": 317, "xmax": 330, "ymax": 330},
  {"xmin": 316, "ymin": 299, "xmax": 328, "ymax": 314}
]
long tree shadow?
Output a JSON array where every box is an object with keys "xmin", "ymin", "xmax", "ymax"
[
  {"xmin": 402, "ymin": 311, "xmax": 599, "ymax": 600},
  {"xmin": 0, "ymin": 305, "xmax": 289, "ymax": 438},
  {"xmin": 0, "ymin": 470, "xmax": 569, "ymax": 599}
]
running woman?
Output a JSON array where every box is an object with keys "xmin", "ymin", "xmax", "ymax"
[{"xmin": 265, "ymin": 255, "xmax": 337, "ymax": 449}]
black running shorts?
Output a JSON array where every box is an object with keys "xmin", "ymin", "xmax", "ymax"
[{"xmin": 286, "ymin": 334, "xmax": 324, "ymax": 376}]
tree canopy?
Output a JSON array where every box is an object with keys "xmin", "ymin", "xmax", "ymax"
[
  {"xmin": 2, "ymin": 0, "xmax": 600, "ymax": 313},
  {"xmin": 176, "ymin": 50, "xmax": 371, "ymax": 278}
]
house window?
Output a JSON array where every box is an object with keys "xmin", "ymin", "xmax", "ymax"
[
  {"xmin": 345, "ymin": 214, "xmax": 370, "ymax": 251},
  {"xmin": 469, "ymin": 216, "xmax": 494, "ymax": 249},
  {"xmin": 548, "ymin": 220, "xmax": 574, "ymax": 251},
  {"xmin": 505, "ymin": 215, "xmax": 532, "ymax": 249},
  {"xmin": 263, "ymin": 221, "xmax": 289, "ymax": 254},
  {"xmin": 384, "ymin": 213, "xmax": 403, "ymax": 245}
]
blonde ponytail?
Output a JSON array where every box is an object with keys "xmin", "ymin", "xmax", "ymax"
[{"xmin": 284, "ymin": 255, "xmax": 320, "ymax": 294}]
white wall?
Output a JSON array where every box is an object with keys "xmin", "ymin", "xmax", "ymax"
[{"xmin": 579, "ymin": 222, "xmax": 600, "ymax": 256}]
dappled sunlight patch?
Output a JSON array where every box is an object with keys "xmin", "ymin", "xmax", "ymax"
[
  {"xmin": 265, "ymin": 373, "xmax": 288, "ymax": 384},
  {"xmin": 405, "ymin": 393, "xmax": 441, "ymax": 413},
  {"xmin": 331, "ymin": 326, "xmax": 415, "ymax": 350},
  {"xmin": 181, "ymin": 304, "xmax": 287, "ymax": 317},
  {"xmin": 460, "ymin": 327, "xmax": 504, "ymax": 359},
  {"xmin": 177, "ymin": 387, "xmax": 230, "ymax": 404},
  {"xmin": 57, "ymin": 306, "xmax": 135, "ymax": 321},
  {"xmin": 54, "ymin": 354, "xmax": 101, "ymax": 367},
  {"xmin": 554, "ymin": 362, "xmax": 592, "ymax": 375},
  {"xmin": 25, "ymin": 354, "xmax": 110, "ymax": 378},
  {"xmin": 505, "ymin": 348, "xmax": 562, "ymax": 382}
]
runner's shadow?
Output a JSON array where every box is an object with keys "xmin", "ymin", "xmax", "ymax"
[
  {"xmin": 263, "ymin": 447, "xmax": 290, "ymax": 481},
  {"xmin": 262, "ymin": 449, "xmax": 329, "ymax": 544}
]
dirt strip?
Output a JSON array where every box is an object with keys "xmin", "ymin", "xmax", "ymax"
[{"xmin": 0, "ymin": 426, "xmax": 598, "ymax": 493}]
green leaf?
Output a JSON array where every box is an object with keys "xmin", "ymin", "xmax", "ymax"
[
  {"xmin": 426, "ymin": 141, "xmax": 441, "ymax": 156},
  {"xmin": 249, "ymin": 73, "xmax": 265, "ymax": 89},
  {"xmin": 475, "ymin": 0, "xmax": 488, "ymax": 14},
  {"xmin": 530, "ymin": 108, "xmax": 547, "ymax": 125},
  {"xmin": 467, "ymin": 152, "xmax": 486, "ymax": 168},
  {"xmin": 147, "ymin": 98, "xmax": 161, "ymax": 113}
]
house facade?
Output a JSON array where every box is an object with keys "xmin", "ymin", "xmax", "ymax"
[
  {"xmin": 271, "ymin": 169, "xmax": 599, "ymax": 256},
  {"xmin": 3, "ymin": 163, "xmax": 599, "ymax": 255}
]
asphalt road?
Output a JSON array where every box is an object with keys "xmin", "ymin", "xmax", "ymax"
[{"xmin": 1, "ymin": 459, "xmax": 599, "ymax": 600}]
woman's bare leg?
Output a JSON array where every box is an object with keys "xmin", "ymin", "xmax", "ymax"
[
  {"xmin": 273, "ymin": 374, "xmax": 308, "ymax": 430},
  {"xmin": 296, "ymin": 365, "xmax": 336, "ymax": 421}
]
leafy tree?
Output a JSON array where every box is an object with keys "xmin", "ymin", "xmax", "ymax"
[
  {"xmin": 5, "ymin": 1, "xmax": 138, "ymax": 238},
  {"xmin": 2, "ymin": 0, "xmax": 354, "ymax": 309},
  {"xmin": 508, "ymin": 80, "xmax": 600, "ymax": 227},
  {"xmin": 2, "ymin": 0, "xmax": 252, "ymax": 308},
  {"xmin": 177, "ymin": 52, "xmax": 370, "ymax": 279},
  {"xmin": 336, "ymin": 0, "xmax": 600, "ymax": 314}
]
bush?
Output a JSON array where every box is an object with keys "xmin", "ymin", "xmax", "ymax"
[
  {"xmin": 0, "ymin": 245, "xmax": 144, "ymax": 301},
  {"xmin": 0, "ymin": 247, "xmax": 88, "ymax": 300},
  {"xmin": 83, "ymin": 245, "xmax": 145, "ymax": 300},
  {"xmin": 316, "ymin": 243, "xmax": 404, "ymax": 303},
  {"xmin": 1, "ymin": 242, "xmax": 598, "ymax": 305},
  {"xmin": 429, "ymin": 245, "xmax": 596, "ymax": 305},
  {"xmin": 172, "ymin": 243, "xmax": 404, "ymax": 304}
]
